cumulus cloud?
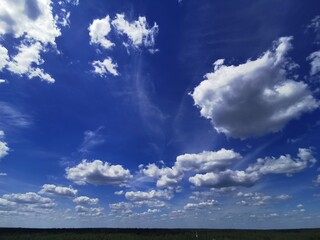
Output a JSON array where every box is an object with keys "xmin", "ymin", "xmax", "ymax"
[
  {"xmin": 142, "ymin": 163, "xmax": 183, "ymax": 188},
  {"xmin": 0, "ymin": 0, "xmax": 76, "ymax": 82},
  {"xmin": 125, "ymin": 189, "xmax": 173, "ymax": 202},
  {"xmin": 75, "ymin": 205, "xmax": 104, "ymax": 217},
  {"xmin": 92, "ymin": 58, "xmax": 118, "ymax": 77},
  {"xmin": 66, "ymin": 159, "xmax": 132, "ymax": 185},
  {"xmin": 189, "ymin": 170, "xmax": 260, "ymax": 188},
  {"xmin": 73, "ymin": 196, "xmax": 99, "ymax": 205},
  {"xmin": 246, "ymin": 148, "xmax": 316, "ymax": 176},
  {"xmin": 2, "ymin": 192, "xmax": 56, "ymax": 210},
  {"xmin": 307, "ymin": 51, "xmax": 320, "ymax": 76},
  {"xmin": 175, "ymin": 148, "xmax": 241, "ymax": 172},
  {"xmin": 111, "ymin": 13, "xmax": 159, "ymax": 51},
  {"xmin": 38, "ymin": 184, "xmax": 78, "ymax": 198},
  {"xmin": 142, "ymin": 148, "xmax": 241, "ymax": 188},
  {"xmin": 191, "ymin": 36, "xmax": 319, "ymax": 138},
  {"xmin": 89, "ymin": 15, "xmax": 114, "ymax": 49}
]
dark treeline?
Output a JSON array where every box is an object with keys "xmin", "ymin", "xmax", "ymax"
[{"xmin": 0, "ymin": 228, "xmax": 319, "ymax": 240}]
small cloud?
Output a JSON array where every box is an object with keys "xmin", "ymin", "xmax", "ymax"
[{"xmin": 78, "ymin": 127, "xmax": 105, "ymax": 154}]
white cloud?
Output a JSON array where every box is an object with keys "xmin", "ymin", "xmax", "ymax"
[
  {"xmin": 114, "ymin": 190, "xmax": 124, "ymax": 195},
  {"xmin": 7, "ymin": 41, "xmax": 54, "ymax": 83},
  {"xmin": 0, "ymin": 0, "xmax": 76, "ymax": 82},
  {"xmin": 111, "ymin": 13, "xmax": 159, "ymax": 51},
  {"xmin": 125, "ymin": 189, "xmax": 173, "ymax": 202},
  {"xmin": 0, "ymin": 45, "xmax": 9, "ymax": 70},
  {"xmin": 184, "ymin": 200, "xmax": 218, "ymax": 210},
  {"xmin": 307, "ymin": 15, "xmax": 320, "ymax": 45},
  {"xmin": 191, "ymin": 36, "xmax": 319, "ymax": 138},
  {"xmin": 89, "ymin": 15, "xmax": 114, "ymax": 49},
  {"xmin": 38, "ymin": 184, "xmax": 78, "ymax": 198},
  {"xmin": 307, "ymin": 51, "xmax": 320, "ymax": 76},
  {"xmin": 0, "ymin": 0, "xmax": 61, "ymax": 44},
  {"xmin": 246, "ymin": 148, "xmax": 316, "ymax": 176},
  {"xmin": 189, "ymin": 170, "xmax": 259, "ymax": 188},
  {"xmin": 75, "ymin": 205, "xmax": 104, "ymax": 217},
  {"xmin": 0, "ymin": 130, "xmax": 9, "ymax": 159},
  {"xmin": 275, "ymin": 194, "xmax": 291, "ymax": 200},
  {"xmin": 65, "ymin": 159, "xmax": 132, "ymax": 185},
  {"xmin": 175, "ymin": 148, "xmax": 241, "ymax": 172},
  {"xmin": 2, "ymin": 192, "xmax": 55, "ymax": 210},
  {"xmin": 142, "ymin": 163, "xmax": 183, "ymax": 188},
  {"xmin": 0, "ymin": 173, "xmax": 7, "ymax": 176},
  {"xmin": 142, "ymin": 148, "xmax": 241, "ymax": 188},
  {"xmin": 73, "ymin": 196, "xmax": 99, "ymax": 205},
  {"xmin": 92, "ymin": 58, "xmax": 119, "ymax": 77}
]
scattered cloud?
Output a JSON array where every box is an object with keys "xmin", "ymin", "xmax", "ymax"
[
  {"xmin": 184, "ymin": 200, "xmax": 218, "ymax": 210},
  {"xmin": 247, "ymin": 148, "xmax": 316, "ymax": 176},
  {"xmin": 89, "ymin": 15, "xmax": 114, "ymax": 49},
  {"xmin": 73, "ymin": 196, "xmax": 99, "ymax": 205},
  {"xmin": 38, "ymin": 184, "xmax": 78, "ymax": 198},
  {"xmin": 111, "ymin": 13, "xmax": 159, "ymax": 51},
  {"xmin": 66, "ymin": 159, "xmax": 132, "ymax": 185},
  {"xmin": 307, "ymin": 15, "xmax": 320, "ymax": 44},
  {"xmin": 1, "ymin": 192, "xmax": 56, "ymax": 214},
  {"xmin": 92, "ymin": 58, "xmax": 119, "ymax": 77},
  {"xmin": 125, "ymin": 189, "xmax": 173, "ymax": 202},
  {"xmin": 75, "ymin": 205, "xmax": 104, "ymax": 217},
  {"xmin": 307, "ymin": 51, "xmax": 320, "ymax": 76},
  {"xmin": 191, "ymin": 36, "xmax": 319, "ymax": 138}
]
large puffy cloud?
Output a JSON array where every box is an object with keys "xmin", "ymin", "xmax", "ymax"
[
  {"xmin": 191, "ymin": 36, "xmax": 319, "ymax": 139},
  {"xmin": 65, "ymin": 160, "xmax": 132, "ymax": 185},
  {"xmin": 92, "ymin": 58, "xmax": 118, "ymax": 77},
  {"xmin": 88, "ymin": 15, "xmax": 114, "ymax": 49},
  {"xmin": 307, "ymin": 51, "xmax": 320, "ymax": 76},
  {"xmin": 246, "ymin": 148, "xmax": 316, "ymax": 175},
  {"xmin": 111, "ymin": 13, "xmax": 159, "ymax": 51},
  {"xmin": 38, "ymin": 184, "xmax": 78, "ymax": 198},
  {"xmin": 125, "ymin": 189, "xmax": 173, "ymax": 202},
  {"xmin": 189, "ymin": 170, "xmax": 260, "ymax": 188},
  {"xmin": 0, "ymin": 0, "xmax": 75, "ymax": 82},
  {"xmin": 73, "ymin": 196, "xmax": 99, "ymax": 205}
]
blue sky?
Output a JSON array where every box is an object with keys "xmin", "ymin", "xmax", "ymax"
[{"xmin": 0, "ymin": 0, "xmax": 320, "ymax": 229}]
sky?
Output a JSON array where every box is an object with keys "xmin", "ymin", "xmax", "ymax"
[{"xmin": 0, "ymin": 0, "xmax": 320, "ymax": 229}]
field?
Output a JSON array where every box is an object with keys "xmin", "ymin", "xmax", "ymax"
[{"xmin": 0, "ymin": 228, "xmax": 320, "ymax": 240}]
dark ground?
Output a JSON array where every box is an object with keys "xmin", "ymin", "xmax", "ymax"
[{"xmin": 0, "ymin": 228, "xmax": 320, "ymax": 240}]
